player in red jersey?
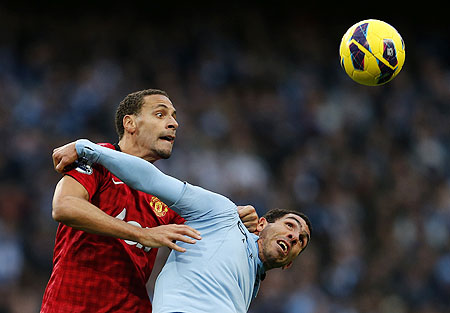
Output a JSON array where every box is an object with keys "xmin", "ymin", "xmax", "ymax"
[{"xmin": 41, "ymin": 89, "xmax": 258, "ymax": 313}]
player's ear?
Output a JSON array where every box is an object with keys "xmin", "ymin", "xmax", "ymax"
[
  {"xmin": 255, "ymin": 217, "xmax": 268, "ymax": 234},
  {"xmin": 281, "ymin": 261, "xmax": 293, "ymax": 270},
  {"xmin": 123, "ymin": 115, "xmax": 137, "ymax": 135}
]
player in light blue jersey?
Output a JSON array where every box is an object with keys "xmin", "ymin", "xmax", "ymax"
[{"xmin": 53, "ymin": 139, "xmax": 312, "ymax": 313}]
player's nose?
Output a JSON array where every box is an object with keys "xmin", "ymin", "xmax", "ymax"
[
  {"xmin": 167, "ymin": 116, "xmax": 179, "ymax": 129},
  {"xmin": 286, "ymin": 233, "xmax": 298, "ymax": 245}
]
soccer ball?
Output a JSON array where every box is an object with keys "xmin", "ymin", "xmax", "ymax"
[{"xmin": 339, "ymin": 19, "xmax": 405, "ymax": 86}]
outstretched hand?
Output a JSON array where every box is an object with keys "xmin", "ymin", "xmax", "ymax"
[
  {"xmin": 138, "ymin": 224, "xmax": 202, "ymax": 253},
  {"xmin": 237, "ymin": 205, "xmax": 259, "ymax": 233},
  {"xmin": 53, "ymin": 141, "xmax": 78, "ymax": 173}
]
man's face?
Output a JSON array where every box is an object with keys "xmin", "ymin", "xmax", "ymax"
[
  {"xmin": 133, "ymin": 94, "xmax": 178, "ymax": 160},
  {"xmin": 257, "ymin": 213, "xmax": 310, "ymax": 270}
]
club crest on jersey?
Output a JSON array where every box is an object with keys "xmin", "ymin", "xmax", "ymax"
[{"xmin": 150, "ymin": 196, "xmax": 168, "ymax": 217}]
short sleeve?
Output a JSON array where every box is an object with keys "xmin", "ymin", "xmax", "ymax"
[{"xmin": 65, "ymin": 162, "xmax": 107, "ymax": 202}]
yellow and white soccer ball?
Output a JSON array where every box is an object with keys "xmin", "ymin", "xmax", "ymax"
[{"xmin": 339, "ymin": 19, "xmax": 405, "ymax": 86}]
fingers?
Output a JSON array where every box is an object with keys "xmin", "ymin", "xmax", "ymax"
[
  {"xmin": 53, "ymin": 152, "xmax": 65, "ymax": 173},
  {"xmin": 53, "ymin": 154, "xmax": 70, "ymax": 173},
  {"xmin": 139, "ymin": 224, "xmax": 202, "ymax": 253},
  {"xmin": 168, "ymin": 241, "xmax": 187, "ymax": 253},
  {"xmin": 238, "ymin": 205, "xmax": 259, "ymax": 233},
  {"xmin": 237, "ymin": 205, "xmax": 256, "ymax": 218},
  {"xmin": 172, "ymin": 234, "xmax": 197, "ymax": 244},
  {"xmin": 55, "ymin": 158, "xmax": 67, "ymax": 173},
  {"xmin": 158, "ymin": 226, "xmax": 201, "ymax": 253},
  {"xmin": 52, "ymin": 148, "xmax": 62, "ymax": 169},
  {"xmin": 52, "ymin": 142, "xmax": 79, "ymax": 173},
  {"xmin": 240, "ymin": 213, "xmax": 254, "ymax": 223},
  {"xmin": 237, "ymin": 205, "xmax": 258, "ymax": 222},
  {"xmin": 243, "ymin": 221, "xmax": 257, "ymax": 233},
  {"xmin": 52, "ymin": 153, "xmax": 60, "ymax": 171},
  {"xmin": 167, "ymin": 225, "xmax": 202, "ymax": 245},
  {"xmin": 176, "ymin": 224, "xmax": 202, "ymax": 240}
]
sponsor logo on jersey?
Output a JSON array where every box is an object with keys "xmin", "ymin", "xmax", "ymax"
[
  {"xmin": 75, "ymin": 163, "xmax": 93, "ymax": 175},
  {"xmin": 115, "ymin": 208, "xmax": 151, "ymax": 252},
  {"xmin": 150, "ymin": 196, "xmax": 168, "ymax": 217}
]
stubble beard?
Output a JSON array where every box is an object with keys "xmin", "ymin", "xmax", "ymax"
[
  {"xmin": 259, "ymin": 229, "xmax": 289, "ymax": 271},
  {"xmin": 154, "ymin": 146, "xmax": 172, "ymax": 160},
  {"xmin": 259, "ymin": 233, "xmax": 280, "ymax": 271}
]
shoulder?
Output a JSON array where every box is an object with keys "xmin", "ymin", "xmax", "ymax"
[
  {"xmin": 64, "ymin": 143, "xmax": 116, "ymax": 195},
  {"xmin": 72, "ymin": 142, "xmax": 115, "ymax": 175}
]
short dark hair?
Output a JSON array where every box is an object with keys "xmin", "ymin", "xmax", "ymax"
[
  {"xmin": 115, "ymin": 89, "xmax": 169, "ymax": 139},
  {"xmin": 264, "ymin": 208, "xmax": 312, "ymax": 249}
]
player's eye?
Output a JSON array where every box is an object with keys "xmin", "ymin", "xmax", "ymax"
[
  {"xmin": 299, "ymin": 235, "xmax": 306, "ymax": 248},
  {"xmin": 155, "ymin": 112, "xmax": 164, "ymax": 118}
]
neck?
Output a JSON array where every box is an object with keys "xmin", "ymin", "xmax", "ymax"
[
  {"xmin": 257, "ymin": 239, "xmax": 273, "ymax": 272},
  {"xmin": 118, "ymin": 138, "xmax": 158, "ymax": 163}
]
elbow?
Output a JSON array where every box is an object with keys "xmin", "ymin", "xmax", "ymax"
[
  {"xmin": 52, "ymin": 197, "xmax": 71, "ymax": 223},
  {"xmin": 52, "ymin": 203, "xmax": 65, "ymax": 223}
]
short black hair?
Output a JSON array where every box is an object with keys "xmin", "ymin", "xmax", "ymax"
[
  {"xmin": 115, "ymin": 89, "xmax": 169, "ymax": 139},
  {"xmin": 263, "ymin": 208, "xmax": 312, "ymax": 249}
]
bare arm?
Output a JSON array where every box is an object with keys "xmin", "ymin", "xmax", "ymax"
[
  {"xmin": 52, "ymin": 175, "xmax": 144, "ymax": 240},
  {"xmin": 53, "ymin": 141, "xmax": 257, "ymax": 231},
  {"xmin": 52, "ymin": 173, "xmax": 201, "ymax": 253}
]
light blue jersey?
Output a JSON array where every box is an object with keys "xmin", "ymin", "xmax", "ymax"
[{"xmin": 75, "ymin": 140, "xmax": 266, "ymax": 313}]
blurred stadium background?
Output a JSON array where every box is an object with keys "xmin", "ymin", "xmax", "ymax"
[{"xmin": 0, "ymin": 2, "xmax": 449, "ymax": 312}]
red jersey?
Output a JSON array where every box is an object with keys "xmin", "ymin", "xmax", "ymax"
[{"xmin": 41, "ymin": 143, "xmax": 184, "ymax": 313}]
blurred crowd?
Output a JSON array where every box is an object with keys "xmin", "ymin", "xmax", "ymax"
[{"xmin": 0, "ymin": 3, "xmax": 449, "ymax": 313}]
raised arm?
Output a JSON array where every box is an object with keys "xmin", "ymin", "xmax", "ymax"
[
  {"xmin": 75, "ymin": 139, "xmax": 238, "ymax": 221},
  {"xmin": 75, "ymin": 139, "xmax": 185, "ymax": 206},
  {"xmin": 51, "ymin": 141, "xmax": 201, "ymax": 253},
  {"xmin": 53, "ymin": 140, "xmax": 258, "ymax": 229}
]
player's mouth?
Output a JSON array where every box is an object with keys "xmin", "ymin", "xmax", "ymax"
[
  {"xmin": 159, "ymin": 135, "xmax": 176, "ymax": 143},
  {"xmin": 277, "ymin": 239, "xmax": 290, "ymax": 256}
]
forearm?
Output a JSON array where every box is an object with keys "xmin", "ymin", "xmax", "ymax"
[
  {"xmin": 73, "ymin": 140, "xmax": 235, "ymax": 220},
  {"xmin": 53, "ymin": 195, "xmax": 142, "ymax": 242},
  {"xmin": 52, "ymin": 175, "xmax": 201, "ymax": 252},
  {"xmin": 75, "ymin": 139, "xmax": 185, "ymax": 205}
]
